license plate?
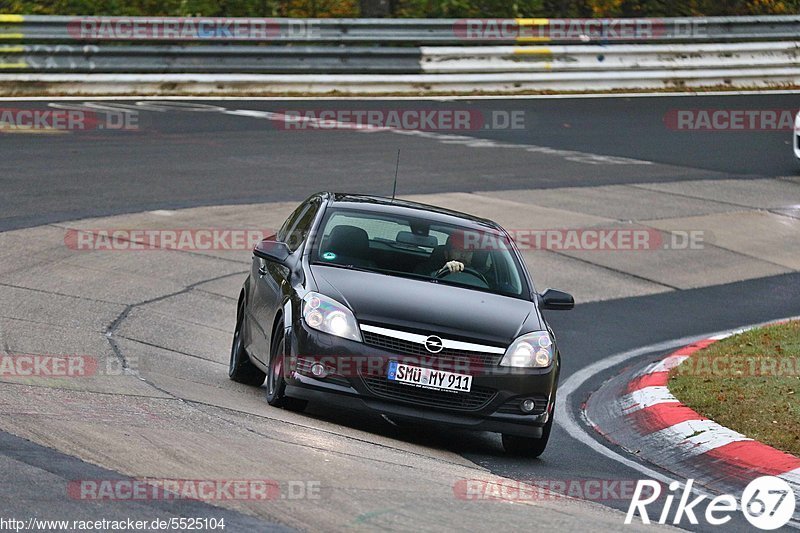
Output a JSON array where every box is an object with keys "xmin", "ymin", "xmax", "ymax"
[{"xmin": 387, "ymin": 361, "xmax": 472, "ymax": 393}]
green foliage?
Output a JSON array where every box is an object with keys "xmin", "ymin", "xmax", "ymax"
[
  {"xmin": 1, "ymin": 0, "xmax": 797, "ymax": 16},
  {"xmin": 583, "ymin": 0, "xmax": 800, "ymax": 16},
  {"xmin": 393, "ymin": 0, "xmax": 546, "ymax": 18}
]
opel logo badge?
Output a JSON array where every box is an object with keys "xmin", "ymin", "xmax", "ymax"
[{"xmin": 424, "ymin": 335, "xmax": 443, "ymax": 354}]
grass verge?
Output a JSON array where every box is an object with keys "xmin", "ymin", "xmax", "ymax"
[{"xmin": 669, "ymin": 320, "xmax": 800, "ymax": 456}]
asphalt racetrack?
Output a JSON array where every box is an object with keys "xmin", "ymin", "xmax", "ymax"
[
  {"xmin": 2, "ymin": 93, "xmax": 798, "ymax": 232},
  {"xmin": 1, "ymin": 93, "xmax": 799, "ymax": 531}
]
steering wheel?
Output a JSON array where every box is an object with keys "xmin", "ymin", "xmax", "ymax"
[{"xmin": 435, "ymin": 266, "xmax": 490, "ymax": 286}]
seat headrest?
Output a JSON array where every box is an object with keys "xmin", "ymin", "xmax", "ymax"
[{"xmin": 325, "ymin": 225, "xmax": 370, "ymax": 259}]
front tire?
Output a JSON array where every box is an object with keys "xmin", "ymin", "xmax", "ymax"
[
  {"xmin": 229, "ymin": 310, "xmax": 266, "ymax": 387},
  {"xmin": 266, "ymin": 323, "xmax": 307, "ymax": 412},
  {"xmin": 502, "ymin": 411, "xmax": 553, "ymax": 458}
]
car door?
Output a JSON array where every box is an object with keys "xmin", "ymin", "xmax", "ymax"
[{"xmin": 250, "ymin": 197, "xmax": 320, "ymax": 365}]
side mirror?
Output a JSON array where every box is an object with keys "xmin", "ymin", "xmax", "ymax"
[
  {"xmin": 254, "ymin": 238, "xmax": 291, "ymax": 265},
  {"xmin": 540, "ymin": 288, "xmax": 574, "ymax": 311}
]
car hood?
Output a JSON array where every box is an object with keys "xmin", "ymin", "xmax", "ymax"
[{"xmin": 310, "ymin": 265, "xmax": 539, "ymax": 346}]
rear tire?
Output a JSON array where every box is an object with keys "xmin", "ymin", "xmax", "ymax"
[
  {"xmin": 266, "ymin": 323, "xmax": 307, "ymax": 412},
  {"xmin": 502, "ymin": 412, "xmax": 553, "ymax": 458},
  {"xmin": 229, "ymin": 309, "xmax": 266, "ymax": 387}
]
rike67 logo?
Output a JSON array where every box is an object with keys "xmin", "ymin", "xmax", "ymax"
[{"xmin": 626, "ymin": 477, "xmax": 796, "ymax": 530}]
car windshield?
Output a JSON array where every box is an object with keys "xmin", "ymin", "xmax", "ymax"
[{"xmin": 310, "ymin": 208, "xmax": 528, "ymax": 299}]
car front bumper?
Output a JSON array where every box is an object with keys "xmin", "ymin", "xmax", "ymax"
[{"xmin": 285, "ymin": 321, "xmax": 558, "ymax": 438}]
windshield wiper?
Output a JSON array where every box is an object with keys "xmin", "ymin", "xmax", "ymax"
[
  {"xmin": 312, "ymin": 261, "xmax": 431, "ymax": 281},
  {"xmin": 310, "ymin": 261, "xmax": 376, "ymax": 274}
]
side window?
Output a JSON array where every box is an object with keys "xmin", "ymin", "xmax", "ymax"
[
  {"xmin": 278, "ymin": 204, "xmax": 305, "ymax": 243},
  {"xmin": 280, "ymin": 198, "xmax": 320, "ymax": 252}
]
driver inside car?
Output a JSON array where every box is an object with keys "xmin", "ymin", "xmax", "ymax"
[{"xmin": 415, "ymin": 232, "xmax": 475, "ymax": 276}]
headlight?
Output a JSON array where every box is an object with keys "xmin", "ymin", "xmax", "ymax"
[
  {"xmin": 500, "ymin": 331, "xmax": 554, "ymax": 368},
  {"xmin": 302, "ymin": 292, "xmax": 361, "ymax": 342}
]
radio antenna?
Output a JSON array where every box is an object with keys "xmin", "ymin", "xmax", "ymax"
[{"xmin": 391, "ymin": 149, "xmax": 400, "ymax": 202}]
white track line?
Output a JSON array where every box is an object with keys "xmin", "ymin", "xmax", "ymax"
[
  {"xmin": 619, "ymin": 386, "xmax": 680, "ymax": 414},
  {"xmin": 648, "ymin": 354, "xmax": 690, "ymax": 373},
  {"xmin": 648, "ymin": 419, "xmax": 751, "ymax": 458},
  {"xmin": 784, "ymin": 468, "xmax": 800, "ymax": 491},
  {"xmin": 556, "ymin": 333, "xmax": 715, "ymax": 488},
  {"xmin": 624, "ymin": 341, "xmax": 750, "ymax": 457},
  {"xmin": 556, "ymin": 316, "xmax": 800, "ymax": 528},
  {"xmin": 1, "ymin": 90, "xmax": 800, "ymax": 101}
]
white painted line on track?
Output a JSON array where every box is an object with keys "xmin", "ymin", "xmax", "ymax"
[
  {"xmin": 783, "ymin": 468, "xmax": 800, "ymax": 491},
  {"xmin": 619, "ymin": 386, "xmax": 680, "ymax": 414},
  {"xmin": 45, "ymin": 100, "xmax": 651, "ymax": 166},
  {"xmin": 648, "ymin": 419, "xmax": 751, "ymax": 457},
  {"xmin": 556, "ymin": 333, "xmax": 716, "ymax": 488},
  {"xmin": 557, "ymin": 315, "xmax": 800, "ymax": 529},
  {"xmin": 1, "ymin": 90, "xmax": 800, "ymax": 101},
  {"xmin": 219, "ymin": 106, "xmax": 652, "ymax": 166},
  {"xmin": 648, "ymin": 354, "xmax": 690, "ymax": 374}
]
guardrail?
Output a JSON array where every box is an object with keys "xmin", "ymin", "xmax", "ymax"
[
  {"xmin": 420, "ymin": 42, "xmax": 800, "ymax": 73},
  {"xmin": 2, "ymin": 14, "xmax": 799, "ymax": 44},
  {"xmin": 0, "ymin": 45, "xmax": 422, "ymax": 73},
  {"xmin": 0, "ymin": 15, "xmax": 798, "ymax": 94},
  {"xmin": 1, "ymin": 42, "xmax": 796, "ymax": 75}
]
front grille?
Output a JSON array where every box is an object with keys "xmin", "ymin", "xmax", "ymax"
[
  {"xmin": 361, "ymin": 375, "xmax": 496, "ymax": 411},
  {"xmin": 496, "ymin": 394, "xmax": 549, "ymax": 415},
  {"xmin": 361, "ymin": 330, "xmax": 503, "ymax": 368}
]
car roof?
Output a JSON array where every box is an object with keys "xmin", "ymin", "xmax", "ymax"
[{"xmin": 323, "ymin": 192, "xmax": 503, "ymax": 232}]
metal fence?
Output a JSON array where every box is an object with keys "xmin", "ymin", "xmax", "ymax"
[
  {"xmin": 0, "ymin": 14, "xmax": 798, "ymax": 93},
  {"xmin": 1, "ymin": 14, "xmax": 799, "ymax": 45},
  {"xmin": 0, "ymin": 45, "xmax": 422, "ymax": 73},
  {"xmin": 2, "ymin": 42, "xmax": 797, "ymax": 75}
]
